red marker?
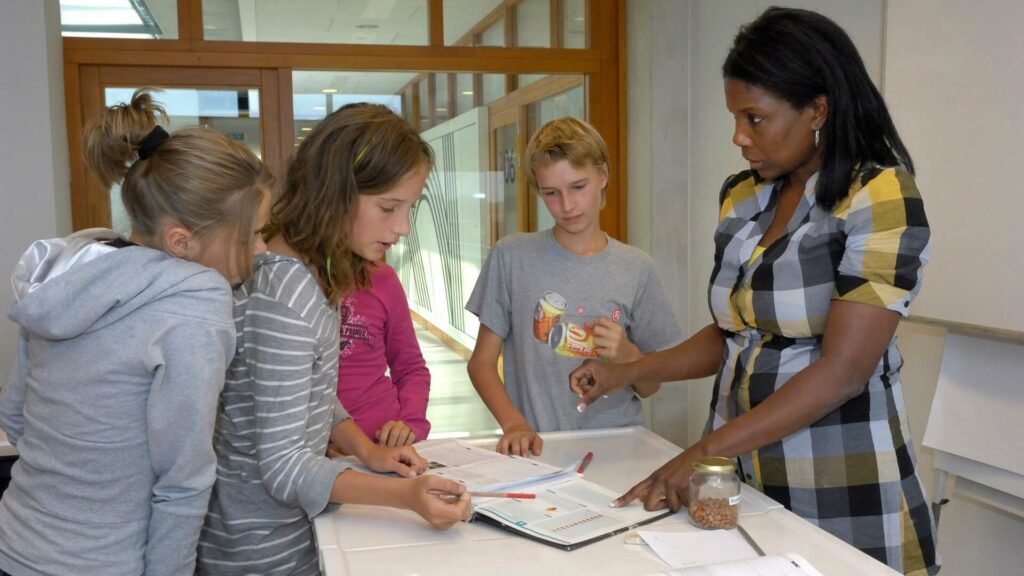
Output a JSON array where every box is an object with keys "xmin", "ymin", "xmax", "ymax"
[
  {"xmin": 577, "ymin": 451, "xmax": 594, "ymax": 474},
  {"xmin": 471, "ymin": 491, "xmax": 536, "ymax": 499}
]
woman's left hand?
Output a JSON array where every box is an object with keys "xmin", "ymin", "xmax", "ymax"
[
  {"xmin": 376, "ymin": 420, "xmax": 416, "ymax": 447},
  {"xmin": 588, "ymin": 317, "xmax": 641, "ymax": 364},
  {"xmin": 613, "ymin": 449, "xmax": 701, "ymax": 512}
]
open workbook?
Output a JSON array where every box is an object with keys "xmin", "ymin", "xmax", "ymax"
[{"xmin": 334, "ymin": 440, "xmax": 672, "ymax": 550}]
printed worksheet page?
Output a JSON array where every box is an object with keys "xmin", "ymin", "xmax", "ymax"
[{"xmin": 475, "ymin": 476, "xmax": 668, "ymax": 546}]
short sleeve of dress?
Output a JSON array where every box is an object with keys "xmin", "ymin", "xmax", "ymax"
[{"xmin": 834, "ymin": 167, "xmax": 931, "ymax": 316}]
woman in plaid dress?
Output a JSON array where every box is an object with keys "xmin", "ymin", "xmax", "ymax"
[{"xmin": 569, "ymin": 7, "xmax": 938, "ymax": 575}]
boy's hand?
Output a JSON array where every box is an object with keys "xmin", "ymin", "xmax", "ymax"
[
  {"xmin": 376, "ymin": 420, "xmax": 416, "ymax": 447},
  {"xmin": 363, "ymin": 444, "xmax": 427, "ymax": 478},
  {"xmin": 497, "ymin": 423, "xmax": 543, "ymax": 457},
  {"xmin": 587, "ymin": 317, "xmax": 641, "ymax": 364},
  {"xmin": 406, "ymin": 476, "xmax": 472, "ymax": 529}
]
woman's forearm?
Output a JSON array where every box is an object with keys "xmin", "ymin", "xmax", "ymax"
[{"xmin": 629, "ymin": 323, "xmax": 724, "ymax": 385}]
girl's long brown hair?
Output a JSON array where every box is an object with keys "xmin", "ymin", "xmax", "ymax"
[{"xmin": 265, "ymin": 102, "xmax": 432, "ymax": 303}]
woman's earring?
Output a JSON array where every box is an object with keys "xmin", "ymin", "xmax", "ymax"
[{"xmin": 814, "ymin": 129, "xmax": 820, "ymax": 149}]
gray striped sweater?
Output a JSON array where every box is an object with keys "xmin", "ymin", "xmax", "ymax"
[{"xmin": 198, "ymin": 253, "xmax": 350, "ymax": 576}]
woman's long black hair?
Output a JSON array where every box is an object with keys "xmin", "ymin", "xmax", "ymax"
[{"xmin": 722, "ymin": 7, "xmax": 913, "ymax": 210}]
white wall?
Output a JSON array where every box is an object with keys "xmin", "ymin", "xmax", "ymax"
[
  {"xmin": 626, "ymin": 0, "xmax": 1024, "ymax": 573},
  {"xmin": 627, "ymin": 0, "xmax": 692, "ymax": 447},
  {"xmin": 0, "ymin": 0, "xmax": 70, "ymax": 378}
]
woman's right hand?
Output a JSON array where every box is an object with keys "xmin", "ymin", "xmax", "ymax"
[
  {"xmin": 407, "ymin": 476, "xmax": 472, "ymax": 529},
  {"xmin": 497, "ymin": 423, "xmax": 543, "ymax": 456},
  {"xmin": 568, "ymin": 359, "xmax": 633, "ymax": 411}
]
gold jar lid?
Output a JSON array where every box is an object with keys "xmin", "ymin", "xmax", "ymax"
[{"xmin": 692, "ymin": 456, "xmax": 736, "ymax": 474}]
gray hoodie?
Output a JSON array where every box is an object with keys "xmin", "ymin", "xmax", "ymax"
[{"xmin": 0, "ymin": 229, "xmax": 235, "ymax": 576}]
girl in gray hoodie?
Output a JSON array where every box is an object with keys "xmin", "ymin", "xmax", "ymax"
[{"xmin": 0, "ymin": 89, "xmax": 270, "ymax": 576}]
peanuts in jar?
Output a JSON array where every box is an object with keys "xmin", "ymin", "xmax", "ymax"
[{"xmin": 688, "ymin": 456, "xmax": 740, "ymax": 529}]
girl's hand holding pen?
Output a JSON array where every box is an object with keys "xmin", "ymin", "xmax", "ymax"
[
  {"xmin": 569, "ymin": 360, "xmax": 633, "ymax": 413},
  {"xmin": 412, "ymin": 477, "xmax": 472, "ymax": 529},
  {"xmin": 364, "ymin": 444, "xmax": 427, "ymax": 478}
]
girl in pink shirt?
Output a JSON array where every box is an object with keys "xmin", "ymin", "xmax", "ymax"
[{"xmin": 337, "ymin": 262, "xmax": 431, "ymax": 446}]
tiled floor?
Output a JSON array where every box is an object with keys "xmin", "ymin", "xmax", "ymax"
[{"xmin": 417, "ymin": 324, "xmax": 501, "ymax": 439}]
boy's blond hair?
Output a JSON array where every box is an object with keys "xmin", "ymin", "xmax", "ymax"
[{"xmin": 523, "ymin": 117, "xmax": 610, "ymax": 201}]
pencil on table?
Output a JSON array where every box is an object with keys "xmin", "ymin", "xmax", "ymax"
[
  {"xmin": 435, "ymin": 491, "xmax": 536, "ymax": 500},
  {"xmin": 470, "ymin": 491, "xmax": 536, "ymax": 499}
]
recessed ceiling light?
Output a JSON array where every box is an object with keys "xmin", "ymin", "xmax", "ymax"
[
  {"xmin": 461, "ymin": 91, "xmax": 473, "ymax": 95},
  {"xmin": 313, "ymin": 106, "xmax": 326, "ymax": 111},
  {"xmin": 322, "ymin": 88, "xmax": 338, "ymax": 94},
  {"xmin": 436, "ymin": 107, "xmax": 448, "ymax": 112},
  {"xmin": 301, "ymin": 127, "xmax": 312, "ymax": 131}
]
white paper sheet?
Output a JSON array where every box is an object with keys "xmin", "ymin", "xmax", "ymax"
[
  {"xmin": 638, "ymin": 529, "xmax": 760, "ymax": 568},
  {"xmin": 644, "ymin": 553, "xmax": 824, "ymax": 576}
]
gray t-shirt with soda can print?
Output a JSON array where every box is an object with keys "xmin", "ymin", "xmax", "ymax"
[{"xmin": 465, "ymin": 229, "xmax": 683, "ymax": 432}]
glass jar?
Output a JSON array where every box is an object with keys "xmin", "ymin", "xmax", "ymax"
[{"xmin": 688, "ymin": 456, "xmax": 740, "ymax": 529}]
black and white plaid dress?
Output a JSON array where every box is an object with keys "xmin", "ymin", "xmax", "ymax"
[{"xmin": 708, "ymin": 166, "xmax": 938, "ymax": 575}]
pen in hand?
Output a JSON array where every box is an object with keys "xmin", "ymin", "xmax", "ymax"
[{"xmin": 431, "ymin": 489, "xmax": 536, "ymax": 501}]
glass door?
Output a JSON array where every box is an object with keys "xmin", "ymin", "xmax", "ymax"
[
  {"xmin": 69, "ymin": 66, "xmax": 284, "ymax": 230},
  {"xmin": 103, "ymin": 86, "xmax": 262, "ymax": 234}
]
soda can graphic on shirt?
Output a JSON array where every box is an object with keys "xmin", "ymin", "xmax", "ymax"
[
  {"xmin": 547, "ymin": 320, "xmax": 599, "ymax": 358},
  {"xmin": 533, "ymin": 291, "xmax": 567, "ymax": 342}
]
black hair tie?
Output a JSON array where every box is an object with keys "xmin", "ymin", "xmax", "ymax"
[{"xmin": 137, "ymin": 126, "xmax": 170, "ymax": 160}]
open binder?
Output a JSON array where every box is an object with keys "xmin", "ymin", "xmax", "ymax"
[{"xmin": 412, "ymin": 440, "xmax": 674, "ymax": 550}]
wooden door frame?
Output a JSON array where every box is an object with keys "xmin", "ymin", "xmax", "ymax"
[
  {"xmin": 62, "ymin": 0, "xmax": 626, "ymax": 238},
  {"xmin": 66, "ymin": 65, "xmax": 288, "ymax": 230}
]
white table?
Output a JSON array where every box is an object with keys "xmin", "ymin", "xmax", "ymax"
[{"xmin": 313, "ymin": 427, "xmax": 899, "ymax": 575}]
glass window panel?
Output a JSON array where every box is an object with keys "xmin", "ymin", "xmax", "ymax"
[
  {"xmin": 482, "ymin": 74, "xmax": 506, "ymax": 105},
  {"xmin": 478, "ymin": 16, "xmax": 505, "ymax": 47},
  {"xmin": 562, "ymin": 0, "xmax": 587, "ymax": 49},
  {"xmin": 103, "ymin": 87, "xmax": 260, "ymax": 234},
  {"xmin": 202, "ymin": 0, "xmax": 428, "ymax": 45},
  {"xmin": 515, "ymin": 0, "xmax": 550, "ymax": 48},
  {"xmin": 443, "ymin": 0, "xmax": 503, "ymax": 46},
  {"xmin": 455, "ymin": 74, "xmax": 475, "ymax": 116},
  {"xmin": 434, "ymin": 73, "xmax": 451, "ymax": 125},
  {"xmin": 527, "ymin": 82, "xmax": 585, "ymax": 232},
  {"xmin": 493, "ymin": 123, "xmax": 519, "ymax": 240},
  {"xmin": 60, "ymin": 0, "xmax": 178, "ymax": 39},
  {"xmin": 291, "ymin": 70, "xmax": 414, "ymax": 146},
  {"xmin": 516, "ymin": 73, "xmax": 547, "ymax": 90},
  {"xmin": 418, "ymin": 79, "xmax": 430, "ymax": 132}
]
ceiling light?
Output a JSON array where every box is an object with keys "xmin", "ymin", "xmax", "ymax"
[
  {"xmin": 322, "ymin": 88, "xmax": 338, "ymax": 94},
  {"xmin": 313, "ymin": 106, "xmax": 326, "ymax": 111},
  {"xmin": 356, "ymin": 24, "xmax": 379, "ymax": 29},
  {"xmin": 301, "ymin": 127, "xmax": 312, "ymax": 131},
  {"xmin": 461, "ymin": 91, "xmax": 473, "ymax": 95},
  {"xmin": 436, "ymin": 107, "xmax": 448, "ymax": 112}
]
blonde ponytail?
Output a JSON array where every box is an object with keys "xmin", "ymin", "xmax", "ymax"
[
  {"xmin": 81, "ymin": 88, "xmax": 271, "ymax": 281},
  {"xmin": 83, "ymin": 88, "xmax": 168, "ymax": 190}
]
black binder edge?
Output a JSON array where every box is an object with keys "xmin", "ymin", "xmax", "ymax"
[{"xmin": 469, "ymin": 508, "xmax": 676, "ymax": 551}]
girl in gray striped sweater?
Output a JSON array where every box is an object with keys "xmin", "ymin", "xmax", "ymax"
[{"xmin": 197, "ymin": 103, "xmax": 471, "ymax": 576}]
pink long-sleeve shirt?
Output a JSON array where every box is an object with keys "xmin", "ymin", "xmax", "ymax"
[{"xmin": 336, "ymin": 263, "xmax": 431, "ymax": 441}]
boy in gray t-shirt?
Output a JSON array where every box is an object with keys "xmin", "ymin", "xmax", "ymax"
[{"xmin": 465, "ymin": 118, "xmax": 682, "ymax": 457}]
